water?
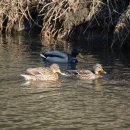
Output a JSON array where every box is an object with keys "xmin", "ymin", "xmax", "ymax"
[{"xmin": 0, "ymin": 35, "xmax": 130, "ymax": 130}]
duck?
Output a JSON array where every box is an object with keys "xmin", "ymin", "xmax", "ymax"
[
  {"xmin": 66, "ymin": 63, "xmax": 106, "ymax": 80},
  {"xmin": 40, "ymin": 49, "xmax": 79, "ymax": 63},
  {"xmin": 21, "ymin": 64, "xmax": 66, "ymax": 81}
]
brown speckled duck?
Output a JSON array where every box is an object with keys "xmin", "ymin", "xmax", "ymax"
[
  {"xmin": 21, "ymin": 64, "xmax": 66, "ymax": 81},
  {"xmin": 66, "ymin": 63, "xmax": 106, "ymax": 80}
]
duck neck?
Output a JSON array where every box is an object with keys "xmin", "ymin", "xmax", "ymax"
[
  {"xmin": 52, "ymin": 70, "xmax": 58, "ymax": 74},
  {"xmin": 71, "ymin": 53, "xmax": 77, "ymax": 58},
  {"xmin": 95, "ymin": 73, "xmax": 102, "ymax": 79},
  {"xmin": 71, "ymin": 50, "xmax": 79, "ymax": 58}
]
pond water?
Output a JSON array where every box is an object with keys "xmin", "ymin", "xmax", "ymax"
[{"xmin": 0, "ymin": 35, "xmax": 130, "ymax": 130}]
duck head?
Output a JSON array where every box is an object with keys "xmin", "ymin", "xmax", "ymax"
[
  {"xmin": 93, "ymin": 63, "xmax": 106, "ymax": 75},
  {"xmin": 50, "ymin": 64, "xmax": 67, "ymax": 75}
]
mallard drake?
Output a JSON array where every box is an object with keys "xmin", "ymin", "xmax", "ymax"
[
  {"xmin": 66, "ymin": 63, "xmax": 106, "ymax": 80},
  {"xmin": 21, "ymin": 64, "xmax": 66, "ymax": 81},
  {"xmin": 40, "ymin": 49, "xmax": 79, "ymax": 63}
]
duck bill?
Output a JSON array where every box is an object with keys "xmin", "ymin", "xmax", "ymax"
[
  {"xmin": 78, "ymin": 53, "xmax": 84, "ymax": 58},
  {"xmin": 100, "ymin": 69, "xmax": 107, "ymax": 74}
]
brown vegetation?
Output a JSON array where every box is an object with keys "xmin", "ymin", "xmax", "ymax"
[
  {"xmin": 112, "ymin": 3, "xmax": 130, "ymax": 48},
  {"xmin": 0, "ymin": 0, "xmax": 130, "ymax": 47}
]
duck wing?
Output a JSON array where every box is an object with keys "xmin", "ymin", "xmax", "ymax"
[
  {"xmin": 78, "ymin": 70, "xmax": 96, "ymax": 79},
  {"xmin": 78, "ymin": 70, "xmax": 93, "ymax": 75},
  {"xmin": 41, "ymin": 51, "xmax": 68, "ymax": 59},
  {"xmin": 66, "ymin": 69, "xmax": 95, "ymax": 79},
  {"xmin": 26, "ymin": 67, "xmax": 52, "ymax": 75},
  {"xmin": 66, "ymin": 69, "xmax": 93, "ymax": 75}
]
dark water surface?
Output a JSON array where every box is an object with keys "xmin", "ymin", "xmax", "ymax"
[{"xmin": 0, "ymin": 35, "xmax": 130, "ymax": 130}]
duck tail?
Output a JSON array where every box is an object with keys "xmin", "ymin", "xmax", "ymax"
[
  {"xmin": 21, "ymin": 74, "xmax": 32, "ymax": 80},
  {"xmin": 40, "ymin": 53, "xmax": 46, "ymax": 59}
]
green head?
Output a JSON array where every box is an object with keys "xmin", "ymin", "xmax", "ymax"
[{"xmin": 71, "ymin": 48, "xmax": 79, "ymax": 58}]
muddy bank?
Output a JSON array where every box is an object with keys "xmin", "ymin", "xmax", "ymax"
[{"xmin": 0, "ymin": 0, "xmax": 130, "ymax": 48}]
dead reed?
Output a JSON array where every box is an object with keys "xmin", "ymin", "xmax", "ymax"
[
  {"xmin": 0, "ymin": 0, "xmax": 129, "ymax": 47},
  {"xmin": 112, "ymin": 3, "xmax": 130, "ymax": 47}
]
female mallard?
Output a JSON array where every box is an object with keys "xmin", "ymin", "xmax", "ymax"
[
  {"xmin": 21, "ymin": 64, "xmax": 66, "ymax": 81},
  {"xmin": 66, "ymin": 63, "xmax": 106, "ymax": 80},
  {"xmin": 40, "ymin": 49, "xmax": 79, "ymax": 63}
]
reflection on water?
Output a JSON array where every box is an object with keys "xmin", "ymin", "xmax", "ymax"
[{"xmin": 0, "ymin": 35, "xmax": 130, "ymax": 130}]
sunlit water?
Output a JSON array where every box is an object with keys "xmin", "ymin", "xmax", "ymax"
[{"xmin": 0, "ymin": 35, "xmax": 130, "ymax": 130}]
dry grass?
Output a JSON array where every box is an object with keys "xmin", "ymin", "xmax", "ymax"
[
  {"xmin": 0, "ymin": 0, "xmax": 69, "ymax": 35},
  {"xmin": 112, "ymin": 3, "xmax": 130, "ymax": 47},
  {"xmin": 0, "ymin": 0, "xmax": 129, "ymax": 47},
  {"xmin": 0, "ymin": 0, "xmax": 26, "ymax": 33}
]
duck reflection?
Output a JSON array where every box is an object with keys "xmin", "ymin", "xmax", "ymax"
[{"xmin": 21, "ymin": 80, "xmax": 62, "ymax": 88}]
